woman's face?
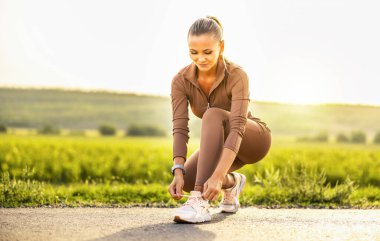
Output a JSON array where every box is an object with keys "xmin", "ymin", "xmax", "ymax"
[{"xmin": 188, "ymin": 33, "xmax": 224, "ymax": 73}]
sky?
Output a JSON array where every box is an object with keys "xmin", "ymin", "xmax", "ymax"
[{"xmin": 1, "ymin": 0, "xmax": 379, "ymax": 106}]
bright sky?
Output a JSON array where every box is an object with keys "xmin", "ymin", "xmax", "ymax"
[{"xmin": 1, "ymin": 0, "xmax": 379, "ymax": 105}]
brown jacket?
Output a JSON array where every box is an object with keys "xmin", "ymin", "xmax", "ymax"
[{"xmin": 170, "ymin": 58, "xmax": 270, "ymax": 161}]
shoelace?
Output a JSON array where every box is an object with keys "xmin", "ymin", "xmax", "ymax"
[
  {"xmin": 222, "ymin": 189, "xmax": 235, "ymax": 202},
  {"xmin": 178, "ymin": 194, "xmax": 192, "ymax": 198},
  {"xmin": 178, "ymin": 194, "xmax": 210, "ymax": 209},
  {"xmin": 222, "ymin": 175, "xmax": 239, "ymax": 203},
  {"xmin": 179, "ymin": 194, "xmax": 204, "ymax": 207}
]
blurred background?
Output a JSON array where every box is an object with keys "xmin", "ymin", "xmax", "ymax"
[{"xmin": 0, "ymin": 0, "xmax": 379, "ymax": 207}]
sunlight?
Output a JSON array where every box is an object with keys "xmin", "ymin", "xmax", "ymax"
[{"xmin": 0, "ymin": 0, "xmax": 379, "ymax": 105}]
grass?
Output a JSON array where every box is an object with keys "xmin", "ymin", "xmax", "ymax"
[
  {"xmin": 1, "ymin": 134, "xmax": 380, "ymax": 208},
  {"xmin": 1, "ymin": 170, "xmax": 379, "ymax": 208}
]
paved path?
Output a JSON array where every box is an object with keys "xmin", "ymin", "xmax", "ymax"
[{"xmin": 1, "ymin": 207, "xmax": 380, "ymax": 241}]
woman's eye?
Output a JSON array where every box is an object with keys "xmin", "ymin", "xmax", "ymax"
[{"xmin": 190, "ymin": 52, "xmax": 212, "ymax": 55}]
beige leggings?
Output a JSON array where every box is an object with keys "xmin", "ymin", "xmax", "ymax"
[{"xmin": 183, "ymin": 107, "xmax": 272, "ymax": 192}]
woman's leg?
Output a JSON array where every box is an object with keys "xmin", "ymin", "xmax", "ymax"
[
  {"xmin": 183, "ymin": 107, "xmax": 272, "ymax": 192},
  {"xmin": 183, "ymin": 149, "xmax": 245, "ymax": 192},
  {"xmin": 234, "ymin": 117, "xmax": 272, "ymax": 165},
  {"xmin": 182, "ymin": 149, "xmax": 199, "ymax": 193}
]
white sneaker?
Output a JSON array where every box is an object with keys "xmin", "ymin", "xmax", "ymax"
[
  {"xmin": 172, "ymin": 190, "xmax": 212, "ymax": 223},
  {"xmin": 219, "ymin": 172, "xmax": 246, "ymax": 213}
]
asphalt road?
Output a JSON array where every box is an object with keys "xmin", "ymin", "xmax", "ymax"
[{"xmin": 1, "ymin": 207, "xmax": 379, "ymax": 241}]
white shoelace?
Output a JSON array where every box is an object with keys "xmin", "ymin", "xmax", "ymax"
[
  {"xmin": 222, "ymin": 190, "xmax": 235, "ymax": 203},
  {"xmin": 183, "ymin": 197, "xmax": 198, "ymax": 206},
  {"xmin": 178, "ymin": 194, "xmax": 210, "ymax": 208},
  {"xmin": 178, "ymin": 194, "xmax": 192, "ymax": 197},
  {"xmin": 222, "ymin": 175, "xmax": 240, "ymax": 203}
]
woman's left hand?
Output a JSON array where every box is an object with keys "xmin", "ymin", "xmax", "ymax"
[{"xmin": 202, "ymin": 175, "xmax": 224, "ymax": 202}]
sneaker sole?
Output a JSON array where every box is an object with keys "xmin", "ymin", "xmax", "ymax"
[
  {"xmin": 220, "ymin": 173, "xmax": 246, "ymax": 213},
  {"xmin": 173, "ymin": 214, "xmax": 211, "ymax": 224},
  {"xmin": 174, "ymin": 215, "xmax": 193, "ymax": 223}
]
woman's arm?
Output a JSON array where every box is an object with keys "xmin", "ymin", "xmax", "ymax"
[
  {"xmin": 168, "ymin": 74, "xmax": 189, "ymax": 200},
  {"xmin": 170, "ymin": 74, "xmax": 190, "ymax": 163},
  {"xmin": 169, "ymin": 156, "xmax": 186, "ymax": 200},
  {"xmin": 211, "ymin": 147, "xmax": 237, "ymax": 179}
]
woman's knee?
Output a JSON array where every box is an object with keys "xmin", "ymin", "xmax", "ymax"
[
  {"xmin": 238, "ymin": 127, "xmax": 272, "ymax": 165},
  {"xmin": 241, "ymin": 157, "xmax": 262, "ymax": 165},
  {"xmin": 238, "ymin": 144, "xmax": 271, "ymax": 165},
  {"xmin": 202, "ymin": 107, "xmax": 228, "ymax": 123}
]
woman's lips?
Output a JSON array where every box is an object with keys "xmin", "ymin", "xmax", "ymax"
[{"xmin": 199, "ymin": 64, "xmax": 208, "ymax": 67}]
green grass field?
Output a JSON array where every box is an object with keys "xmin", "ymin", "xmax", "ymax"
[
  {"xmin": 1, "ymin": 134, "xmax": 379, "ymax": 208},
  {"xmin": 1, "ymin": 87, "xmax": 379, "ymax": 208}
]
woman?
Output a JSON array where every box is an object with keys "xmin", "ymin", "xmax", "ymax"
[{"xmin": 168, "ymin": 16, "xmax": 272, "ymax": 223}]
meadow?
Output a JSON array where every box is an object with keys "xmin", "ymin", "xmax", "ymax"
[
  {"xmin": 1, "ymin": 133, "xmax": 379, "ymax": 208},
  {"xmin": 1, "ymin": 87, "xmax": 379, "ymax": 208}
]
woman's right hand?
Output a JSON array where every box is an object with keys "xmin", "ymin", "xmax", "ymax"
[{"xmin": 168, "ymin": 172, "xmax": 185, "ymax": 200}]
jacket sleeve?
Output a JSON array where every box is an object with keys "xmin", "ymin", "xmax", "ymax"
[
  {"xmin": 223, "ymin": 69, "xmax": 250, "ymax": 154},
  {"xmin": 170, "ymin": 74, "xmax": 190, "ymax": 161}
]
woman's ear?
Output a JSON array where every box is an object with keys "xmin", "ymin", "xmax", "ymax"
[{"xmin": 220, "ymin": 40, "xmax": 225, "ymax": 55}]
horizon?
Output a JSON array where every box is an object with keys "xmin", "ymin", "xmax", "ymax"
[{"xmin": 2, "ymin": 85, "xmax": 380, "ymax": 108}]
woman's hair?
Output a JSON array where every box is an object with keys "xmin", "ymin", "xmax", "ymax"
[{"xmin": 187, "ymin": 15, "xmax": 231, "ymax": 74}]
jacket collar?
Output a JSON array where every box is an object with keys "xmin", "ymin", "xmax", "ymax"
[{"xmin": 183, "ymin": 57, "xmax": 227, "ymax": 91}]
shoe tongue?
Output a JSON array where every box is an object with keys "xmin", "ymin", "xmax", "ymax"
[{"xmin": 190, "ymin": 191, "xmax": 202, "ymax": 197}]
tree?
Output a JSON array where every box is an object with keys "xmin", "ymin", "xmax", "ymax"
[
  {"xmin": 0, "ymin": 124, "xmax": 7, "ymax": 133},
  {"xmin": 373, "ymin": 131, "xmax": 380, "ymax": 144},
  {"xmin": 98, "ymin": 124, "xmax": 116, "ymax": 136},
  {"xmin": 336, "ymin": 133, "xmax": 349, "ymax": 143},
  {"xmin": 350, "ymin": 130, "xmax": 366, "ymax": 143},
  {"xmin": 38, "ymin": 124, "xmax": 60, "ymax": 135},
  {"xmin": 313, "ymin": 131, "xmax": 328, "ymax": 142},
  {"xmin": 126, "ymin": 124, "xmax": 166, "ymax": 137},
  {"xmin": 296, "ymin": 131, "xmax": 328, "ymax": 142}
]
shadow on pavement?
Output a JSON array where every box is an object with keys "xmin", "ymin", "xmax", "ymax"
[{"xmin": 90, "ymin": 210, "xmax": 235, "ymax": 241}]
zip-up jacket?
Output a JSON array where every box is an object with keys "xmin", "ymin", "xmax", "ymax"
[{"xmin": 170, "ymin": 58, "xmax": 271, "ymax": 161}]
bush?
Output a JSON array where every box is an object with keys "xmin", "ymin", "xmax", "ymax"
[
  {"xmin": 336, "ymin": 133, "xmax": 349, "ymax": 143},
  {"xmin": 0, "ymin": 124, "xmax": 7, "ymax": 133},
  {"xmin": 252, "ymin": 163, "xmax": 358, "ymax": 205},
  {"xmin": 98, "ymin": 124, "xmax": 116, "ymax": 136},
  {"xmin": 38, "ymin": 124, "xmax": 60, "ymax": 135},
  {"xmin": 313, "ymin": 131, "xmax": 328, "ymax": 142},
  {"xmin": 0, "ymin": 166, "xmax": 51, "ymax": 207},
  {"xmin": 350, "ymin": 130, "xmax": 366, "ymax": 143},
  {"xmin": 374, "ymin": 131, "xmax": 380, "ymax": 144},
  {"xmin": 296, "ymin": 131, "xmax": 328, "ymax": 142},
  {"xmin": 126, "ymin": 124, "xmax": 166, "ymax": 137}
]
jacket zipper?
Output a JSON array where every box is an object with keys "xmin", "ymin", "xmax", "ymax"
[
  {"xmin": 196, "ymin": 86, "xmax": 211, "ymax": 110},
  {"xmin": 188, "ymin": 66, "xmax": 227, "ymax": 111},
  {"xmin": 192, "ymin": 76, "xmax": 222, "ymax": 110}
]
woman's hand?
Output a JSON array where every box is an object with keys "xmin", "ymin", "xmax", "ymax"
[
  {"xmin": 202, "ymin": 175, "xmax": 223, "ymax": 202},
  {"xmin": 168, "ymin": 172, "xmax": 185, "ymax": 200}
]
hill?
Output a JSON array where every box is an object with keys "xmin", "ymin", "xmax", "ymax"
[{"xmin": 1, "ymin": 87, "xmax": 379, "ymax": 138}]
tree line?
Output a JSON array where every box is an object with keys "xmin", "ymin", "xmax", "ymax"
[
  {"xmin": 0, "ymin": 123, "xmax": 167, "ymax": 137},
  {"xmin": 297, "ymin": 130, "xmax": 380, "ymax": 144}
]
